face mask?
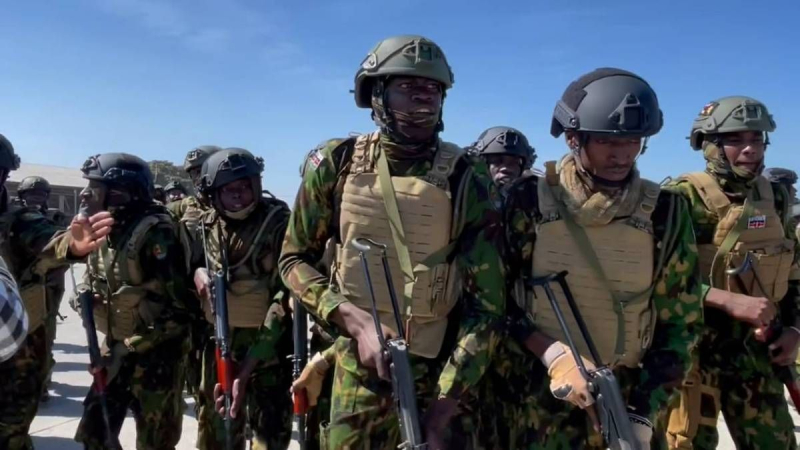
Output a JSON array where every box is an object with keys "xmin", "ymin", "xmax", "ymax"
[{"xmin": 222, "ymin": 200, "xmax": 256, "ymax": 220}]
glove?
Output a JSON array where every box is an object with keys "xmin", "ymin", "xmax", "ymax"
[
  {"xmin": 291, "ymin": 351, "xmax": 331, "ymax": 407},
  {"xmin": 544, "ymin": 342, "xmax": 596, "ymax": 408},
  {"xmin": 629, "ymin": 413, "xmax": 653, "ymax": 450}
]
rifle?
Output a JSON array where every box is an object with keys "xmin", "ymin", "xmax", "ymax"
[
  {"xmin": 528, "ymin": 271, "xmax": 637, "ymax": 450},
  {"xmin": 726, "ymin": 253, "xmax": 800, "ymax": 410},
  {"xmin": 201, "ymin": 223, "xmax": 234, "ymax": 450},
  {"xmin": 77, "ymin": 284, "xmax": 122, "ymax": 450},
  {"xmin": 351, "ymin": 237, "xmax": 427, "ymax": 450},
  {"xmin": 292, "ymin": 298, "xmax": 309, "ymax": 450}
]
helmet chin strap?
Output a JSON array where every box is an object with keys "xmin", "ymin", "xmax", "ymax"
[{"xmin": 571, "ymin": 139, "xmax": 641, "ymax": 190}]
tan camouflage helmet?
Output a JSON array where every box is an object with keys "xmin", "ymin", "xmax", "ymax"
[
  {"xmin": 689, "ymin": 96, "xmax": 776, "ymax": 150},
  {"xmin": 354, "ymin": 35, "xmax": 454, "ymax": 108}
]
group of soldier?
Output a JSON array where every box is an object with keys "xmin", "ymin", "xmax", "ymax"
[{"xmin": 0, "ymin": 33, "xmax": 798, "ymax": 450}]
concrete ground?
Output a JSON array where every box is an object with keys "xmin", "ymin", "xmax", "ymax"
[{"xmin": 27, "ymin": 264, "xmax": 800, "ymax": 449}]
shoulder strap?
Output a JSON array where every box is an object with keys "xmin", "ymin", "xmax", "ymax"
[
  {"xmin": 421, "ymin": 141, "xmax": 464, "ymax": 189},
  {"xmin": 228, "ymin": 199, "xmax": 288, "ymax": 273},
  {"xmin": 120, "ymin": 213, "xmax": 174, "ymax": 282},
  {"xmin": 349, "ymin": 131, "xmax": 380, "ymax": 174},
  {"xmin": 629, "ymin": 179, "xmax": 660, "ymax": 233},
  {"xmin": 680, "ymin": 172, "xmax": 731, "ymax": 216}
]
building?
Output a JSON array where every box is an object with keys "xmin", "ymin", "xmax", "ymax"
[{"xmin": 7, "ymin": 163, "xmax": 86, "ymax": 216}]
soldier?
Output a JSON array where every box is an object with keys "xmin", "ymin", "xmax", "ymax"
[
  {"xmin": 168, "ymin": 145, "xmax": 221, "ymax": 400},
  {"xmin": 471, "ymin": 126, "xmax": 537, "ymax": 193},
  {"xmin": 0, "ymin": 134, "xmax": 71, "ymax": 449},
  {"xmin": 495, "ymin": 68, "xmax": 703, "ymax": 449},
  {"xmin": 164, "ymin": 180, "xmax": 188, "ymax": 204},
  {"xmin": 15, "ymin": 175, "xmax": 70, "ymax": 402},
  {"xmin": 279, "ymin": 35, "xmax": 505, "ymax": 449},
  {"xmin": 52, "ymin": 153, "xmax": 191, "ymax": 449},
  {"xmin": 153, "ymin": 183, "xmax": 166, "ymax": 204},
  {"xmin": 663, "ymin": 97, "xmax": 800, "ymax": 449},
  {"xmin": 193, "ymin": 148, "xmax": 293, "ymax": 449}
]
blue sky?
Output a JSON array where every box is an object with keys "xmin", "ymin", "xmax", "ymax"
[{"xmin": 1, "ymin": 0, "xmax": 798, "ymax": 201}]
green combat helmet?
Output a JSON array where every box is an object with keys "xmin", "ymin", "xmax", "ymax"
[
  {"xmin": 689, "ymin": 96, "xmax": 776, "ymax": 151},
  {"xmin": 164, "ymin": 180, "xmax": 187, "ymax": 194},
  {"xmin": 354, "ymin": 34, "xmax": 454, "ymax": 108},
  {"xmin": 17, "ymin": 176, "xmax": 51, "ymax": 195},
  {"xmin": 472, "ymin": 126, "xmax": 536, "ymax": 169},
  {"xmin": 551, "ymin": 68, "xmax": 663, "ymax": 141},
  {"xmin": 0, "ymin": 133, "xmax": 21, "ymax": 173}
]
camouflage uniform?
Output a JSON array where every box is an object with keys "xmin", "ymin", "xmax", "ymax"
[
  {"xmin": 0, "ymin": 195, "xmax": 67, "ymax": 450},
  {"xmin": 280, "ymin": 128, "xmax": 505, "ymax": 448},
  {"xmin": 660, "ymin": 96, "xmax": 799, "ymax": 450},
  {"xmin": 194, "ymin": 149, "xmax": 293, "ymax": 450}
]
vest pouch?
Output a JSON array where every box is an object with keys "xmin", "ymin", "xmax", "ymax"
[
  {"xmin": 428, "ymin": 261, "xmax": 460, "ymax": 318},
  {"xmin": 666, "ymin": 367, "xmax": 702, "ymax": 448},
  {"xmin": 725, "ymin": 239, "xmax": 795, "ymax": 302},
  {"xmin": 405, "ymin": 316, "xmax": 449, "ymax": 359},
  {"xmin": 106, "ymin": 285, "xmax": 146, "ymax": 340},
  {"xmin": 20, "ymin": 282, "xmax": 47, "ymax": 332},
  {"xmin": 203, "ymin": 279, "xmax": 270, "ymax": 329}
]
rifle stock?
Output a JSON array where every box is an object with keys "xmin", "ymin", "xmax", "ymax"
[
  {"xmin": 529, "ymin": 271, "xmax": 638, "ymax": 450},
  {"xmin": 351, "ymin": 237, "xmax": 427, "ymax": 450},
  {"xmin": 77, "ymin": 285, "xmax": 122, "ymax": 450}
]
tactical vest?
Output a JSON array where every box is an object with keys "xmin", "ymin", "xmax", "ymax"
[
  {"xmin": 0, "ymin": 206, "xmax": 48, "ymax": 332},
  {"xmin": 526, "ymin": 165, "xmax": 661, "ymax": 368},
  {"xmin": 88, "ymin": 212, "xmax": 174, "ymax": 340},
  {"xmin": 201, "ymin": 198, "xmax": 289, "ymax": 328},
  {"xmin": 680, "ymin": 172, "xmax": 795, "ymax": 301},
  {"xmin": 333, "ymin": 132, "xmax": 465, "ymax": 358}
]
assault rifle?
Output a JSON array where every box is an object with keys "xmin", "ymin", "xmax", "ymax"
[
  {"xmin": 201, "ymin": 223, "xmax": 234, "ymax": 450},
  {"xmin": 528, "ymin": 271, "xmax": 637, "ymax": 450},
  {"xmin": 352, "ymin": 237, "xmax": 427, "ymax": 450},
  {"xmin": 292, "ymin": 298, "xmax": 309, "ymax": 450},
  {"xmin": 77, "ymin": 285, "xmax": 122, "ymax": 450},
  {"xmin": 726, "ymin": 253, "xmax": 800, "ymax": 411}
]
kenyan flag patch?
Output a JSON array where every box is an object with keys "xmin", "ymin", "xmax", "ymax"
[{"xmin": 747, "ymin": 215, "xmax": 767, "ymax": 229}]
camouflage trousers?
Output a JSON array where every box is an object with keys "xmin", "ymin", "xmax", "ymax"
[
  {"xmin": 0, "ymin": 326, "xmax": 49, "ymax": 450},
  {"xmin": 477, "ymin": 338, "xmax": 657, "ymax": 450},
  {"xmin": 328, "ymin": 337, "xmax": 476, "ymax": 450},
  {"xmin": 75, "ymin": 335, "xmax": 189, "ymax": 450},
  {"xmin": 665, "ymin": 336, "xmax": 796, "ymax": 450},
  {"xmin": 186, "ymin": 320, "xmax": 210, "ymax": 400},
  {"xmin": 197, "ymin": 330, "xmax": 293, "ymax": 450},
  {"xmin": 43, "ymin": 282, "xmax": 65, "ymax": 390}
]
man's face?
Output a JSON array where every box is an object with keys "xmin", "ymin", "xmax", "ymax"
[
  {"xmin": 485, "ymin": 154, "xmax": 523, "ymax": 187},
  {"xmin": 718, "ymin": 130, "xmax": 766, "ymax": 174},
  {"xmin": 21, "ymin": 189, "xmax": 48, "ymax": 209},
  {"xmin": 166, "ymin": 189, "xmax": 185, "ymax": 202},
  {"xmin": 383, "ymin": 76, "xmax": 443, "ymax": 143},
  {"xmin": 188, "ymin": 167, "xmax": 202, "ymax": 186},
  {"xmin": 80, "ymin": 180, "xmax": 132, "ymax": 216},
  {"xmin": 571, "ymin": 134, "xmax": 641, "ymax": 182},
  {"xmin": 219, "ymin": 178, "xmax": 254, "ymax": 213}
]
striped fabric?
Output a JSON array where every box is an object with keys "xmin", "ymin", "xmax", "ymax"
[{"xmin": 0, "ymin": 257, "xmax": 27, "ymax": 362}]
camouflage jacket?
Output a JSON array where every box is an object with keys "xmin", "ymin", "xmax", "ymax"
[
  {"xmin": 53, "ymin": 206, "xmax": 191, "ymax": 351},
  {"xmin": 195, "ymin": 198, "xmax": 291, "ymax": 362},
  {"xmin": 279, "ymin": 134, "xmax": 506, "ymax": 399},
  {"xmin": 666, "ymin": 175, "xmax": 800, "ymax": 338},
  {"xmin": 0, "ymin": 193, "xmax": 67, "ymax": 286},
  {"xmin": 503, "ymin": 174, "xmax": 703, "ymax": 420},
  {"xmin": 167, "ymin": 195, "xmax": 202, "ymax": 219}
]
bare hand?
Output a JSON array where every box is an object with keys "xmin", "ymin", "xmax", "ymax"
[
  {"xmin": 423, "ymin": 397, "xmax": 458, "ymax": 450},
  {"xmin": 723, "ymin": 291, "xmax": 776, "ymax": 327},
  {"xmin": 351, "ymin": 310, "xmax": 395, "ymax": 381},
  {"xmin": 193, "ymin": 268, "xmax": 211, "ymax": 303},
  {"xmin": 770, "ymin": 328, "xmax": 800, "ymax": 366},
  {"xmin": 69, "ymin": 212, "xmax": 114, "ymax": 257},
  {"xmin": 215, "ymin": 377, "xmax": 247, "ymax": 419}
]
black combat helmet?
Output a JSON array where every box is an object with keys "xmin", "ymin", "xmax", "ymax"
[
  {"xmin": 551, "ymin": 68, "xmax": 663, "ymax": 141},
  {"xmin": 199, "ymin": 147, "xmax": 264, "ymax": 195},
  {"xmin": 472, "ymin": 126, "xmax": 536, "ymax": 169},
  {"xmin": 184, "ymin": 145, "xmax": 222, "ymax": 173},
  {"xmin": 0, "ymin": 133, "xmax": 21, "ymax": 172},
  {"xmin": 164, "ymin": 180, "xmax": 187, "ymax": 194},
  {"xmin": 81, "ymin": 153, "xmax": 154, "ymax": 202}
]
